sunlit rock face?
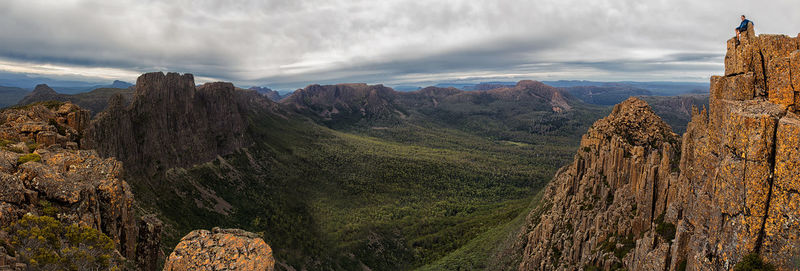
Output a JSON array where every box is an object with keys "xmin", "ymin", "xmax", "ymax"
[{"xmin": 519, "ymin": 33, "xmax": 800, "ymax": 270}]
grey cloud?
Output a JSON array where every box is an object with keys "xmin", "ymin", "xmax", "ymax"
[{"xmin": 0, "ymin": 0, "xmax": 798, "ymax": 89}]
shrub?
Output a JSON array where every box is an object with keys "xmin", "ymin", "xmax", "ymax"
[
  {"xmin": 584, "ymin": 264, "xmax": 602, "ymax": 271},
  {"xmin": 599, "ymin": 237, "xmax": 616, "ymax": 253},
  {"xmin": 0, "ymin": 139, "xmax": 14, "ymax": 148},
  {"xmin": 550, "ymin": 244, "xmax": 561, "ymax": 267},
  {"xmin": 26, "ymin": 142, "xmax": 39, "ymax": 151},
  {"xmin": 17, "ymin": 153, "xmax": 41, "ymax": 164},
  {"xmin": 733, "ymin": 253, "xmax": 775, "ymax": 271},
  {"xmin": 10, "ymin": 101, "xmax": 64, "ymax": 110},
  {"xmin": 4, "ymin": 214, "xmax": 119, "ymax": 270},
  {"xmin": 614, "ymin": 234, "xmax": 635, "ymax": 259},
  {"xmin": 6, "ymin": 142, "xmax": 26, "ymax": 153},
  {"xmin": 654, "ymin": 213, "xmax": 676, "ymax": 243},
  {"xmin": 49, "ymin": 119, "xmax": 67, "ymax": 136},
  {"xmin": 38, "ymin": 200, "xmax": 59, "ymax": 217}
]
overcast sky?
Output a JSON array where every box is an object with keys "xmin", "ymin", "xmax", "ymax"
[{"xmin": 1, "ymin": 0, "xmax": 799, "ymax": 89}]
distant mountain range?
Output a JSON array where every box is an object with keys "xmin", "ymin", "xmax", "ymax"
[
  {"xmin": 248, "ymin": 86, "xmax": 287, "ymax": 101},
  {"xmin": 392, "ymin": 80, "xmax": 708, "ymax": 96},
  {"xmin": 52, "ymin": 80, "xmax": 133, "ymax": 94},
  {"xmin": 0, "ymin": 86, "xmax": 29, "ymax": 108},
  {"xmin": 17, "ymin": 84, "xmax": 133, "ymax": 114},
  {"xmin": 543, "ymin": 80, "xmax": 709, "ymax": 95},
  {"xmin": 0, "ymin": 80, "xmax": 133, "ymax": 108},
  {"xmin": 0, "ymin": 71, "xmax": 133, "ymax": 93}
]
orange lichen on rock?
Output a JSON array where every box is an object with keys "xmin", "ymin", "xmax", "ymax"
[
  {"xmin": 763, "ymin": 112, "xmax": 800, "ymax": 268},
  {"xmin": 164, "ymin": 227, "xmax": 275, "ymax": 271}
]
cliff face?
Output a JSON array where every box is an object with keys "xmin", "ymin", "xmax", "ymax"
[
  {"xmin": 82, "ymin": 72, "xmax": 273, "ymax": 177},
  {"xmin": 519, "ymin": 97, "xmax": 680, "ymax": 270},
  {"xmin": 519, "ymin": 33, "xmax": 800, "ymax": 270},
  {"xmin": 0, "ymin": 102, "xmax": 161, "ymax": 269},
  {"xmin": 164, "ymin": 227, "xmax": 275, "ymax": 271}
]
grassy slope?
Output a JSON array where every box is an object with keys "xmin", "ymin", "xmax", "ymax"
[{"xmin": 418, "ymin": 193, "xmax": 543, "ymax": 271}]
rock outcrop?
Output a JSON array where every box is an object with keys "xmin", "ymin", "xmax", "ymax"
[
  {"xmin": 82, "ymin": 72, "xmax": 274, "ymax": 177},
  {"xmin": 519, "ymin": 33, "xmax": 800, "ymax": 270},
  {"xmin": 164, "ymin": 227, "xmax": 275, "ymax": 271},
  {"xmin": 0, "ymin": 102, "xmax": 161, "ymax": 269}
]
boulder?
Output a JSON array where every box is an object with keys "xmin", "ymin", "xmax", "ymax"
[{"xmin": 164, "ymin": 227, "xmax": 274, "ymax": 271}]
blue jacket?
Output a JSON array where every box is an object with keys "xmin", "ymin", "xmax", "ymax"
[{"xmin": 737, "ymin": 19, "xmax": 752, "ymax": 31}]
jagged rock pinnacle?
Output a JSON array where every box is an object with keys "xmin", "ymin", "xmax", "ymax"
[
  {"xmin": 83, "ymin": 72, "xmax": 264, "ymax": 177},
  {"xmin": 32, "ymin": 84, "xmax": 57, "ymax": 94},
  {"xmin": 586, "ymin": 97, "xmax": 676, "ymax": 148}
]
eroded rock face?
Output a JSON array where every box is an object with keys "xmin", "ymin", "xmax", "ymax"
[
  {"xmin": 83, "ymin": 72, "xmax": 273, "ymax": 177},
  {"xmin": 164, "ymin": 227, "xmax": 275, "ymax": 271},
  {"xmin": 519, "ymin": 33, "xmax": 800, "ymax": 270},
  {"xmin": 0, "ymin": 102, "xmax": 161, "ymax": 269},
  {"xmin": 519, "ymin": 97, "xmax": 680, "ymax": 270}
]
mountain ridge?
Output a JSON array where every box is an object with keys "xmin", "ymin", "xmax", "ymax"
[{"xmin": 18, "ymin": 84, "xmax": 134, "ymax": 114}]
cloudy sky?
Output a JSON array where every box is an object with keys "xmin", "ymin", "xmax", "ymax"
[{"xmin": 1, "ymin": 0, "xmax": 799, "ymax": 89}]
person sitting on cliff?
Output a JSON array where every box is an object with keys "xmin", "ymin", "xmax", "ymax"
[{"xmin": 735, "ymin": 15, "xmax": 753, "ymax": 45}]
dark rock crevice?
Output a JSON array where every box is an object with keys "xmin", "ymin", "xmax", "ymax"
[{"xmin": 755, "ymin": 114, "xmax": 782, "ymax": 253}]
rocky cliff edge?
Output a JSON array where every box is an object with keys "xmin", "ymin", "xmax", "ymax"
[
  {"xmin": 0, "ymin": 102, "xmax": 162, "ymax": 269},
  {"xmin": 519, "ymin": 32, "xmax": 800, "ymax": 270}
]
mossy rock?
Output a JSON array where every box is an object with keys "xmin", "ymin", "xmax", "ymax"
[
  {"xmin": 17, "ymin": 153, "xmax": 41, "ymax": 164},
  {"xmin": 733, "ymin": 253, "xmax": 775, "ymax": 271}
]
